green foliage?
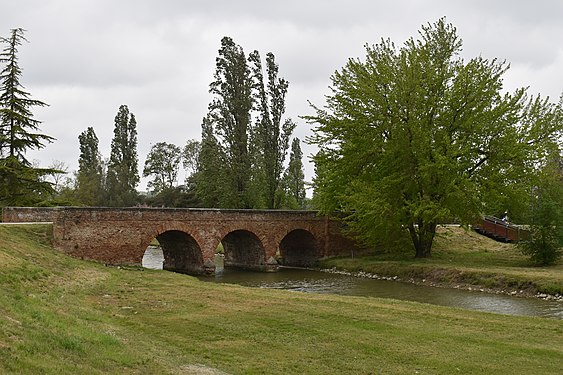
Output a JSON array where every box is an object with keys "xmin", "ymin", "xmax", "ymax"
[
  {"xmin": 308, "ymin": 18, "xmax": 562, "ymax": 258},
  {"xmin": 519, "ymin": 153, "xmax": 563, "ymax": 265},
  {"xmin": 195, "ymin": 37, "xmax": 298, "ymax": 209},
  {"xmin": 182, "ymin": 139, "xmax": 200, "ymax": 178},
  {"xmin": 0, "ymin": 28, "xmax": 56, "ymax": 207},
  {"xmin": 75, "ymin": 126, "xmax": 104, "ymax": 205},
  {"xmin": 249, "ymin": 51, "xmax": 296, "ymax": 208},
  {"xmin": 207, "ymin": 36, "xmax": 254, "ymax": 208},
  {"xmin": 0, "ymin": 156, "xmax": 56, "ymax": 206},
  {"xmin": 193, "ymin": 116, "xmax": 228, "ymax": 207},
  {"xmin": 143, "ymin": 184, "xmax": 202, "ymax": 208},
  {"xmin": 0, "ymin": 28, "xmax": 53, "ymax": 162},
  {"xmin": 105, "ymin": 105, "xmax": 139, "ymax": 206},
  {"xmin": 143, "ymin": 142, "xmax": 181, "ymax": 194},
  {"xmin": 282, "ymin": 138, "xmax": 307, "ymax": 209}
]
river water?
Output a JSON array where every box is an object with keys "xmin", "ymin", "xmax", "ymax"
[{"xmin": 142, "ymin": 246, "xmax": 563, "ymax": 319}]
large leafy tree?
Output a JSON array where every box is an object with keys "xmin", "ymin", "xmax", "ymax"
[
  {"xmin": 75, "ymin": 126, "xmax": 104, "ymax": 205},
  {"xmin": 308, "ymin": 18, "xmax": 561, "ymax": 258},
  {"xmin": 249, "ymin": 51, "xmax": 295, "ymax": 208},
  {"xmin": 0, "ymin": 28, "xmax": 56, "ymax": 206},
  {"xmin": 143, "ymin": 141, "xmax": 181, "ymax": 194},
  {"xmin": 105, "ymin": 105, "xmax": 139, "ymax": 206}
]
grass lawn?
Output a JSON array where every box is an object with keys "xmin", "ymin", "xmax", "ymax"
[
  {"xmin": 1, "ymin": 224, "xmax": 562, "ymax": 374},
  {"xmin": 322, "ymin": 226, "xmax": 563, "ymax": 296}
]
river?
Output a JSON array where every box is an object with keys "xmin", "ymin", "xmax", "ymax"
[{"xmin": 142, "ymin": 246, "xmax": 563, "ymax": 319}]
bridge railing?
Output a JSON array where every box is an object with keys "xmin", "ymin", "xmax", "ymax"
[{"xmin": 474, "ymin": 215, "xmax": 528, "ymax": 242}]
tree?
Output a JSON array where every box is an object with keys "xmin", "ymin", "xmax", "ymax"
[
  {"xmin": 249, "ymin": 51, "xmax": 296, "ymax": 209},
  {"xmin": 182, "ymin": 139, "xmax": 200, "ymax": 179},
  {"xmin": 0, "ymin": 157, "xmax": 56, "ymax": 206},
  {"xmin": 143, "ymin": 184, "xmax": 201, "ymax": 208},
  {"xmin": 105, "ymin": 105, "xmax": 139, "ymax": 206},
  {"xmin": 308, "ymin": 18, "xmax": 562, "ymax": 258},
  {"xmin": 519, "ymin": 148, "xmax": 563, "ymax": 265},
  {"xmin": 0, "ymin": 28, "xmax": 56, "ymax": 206},
  {"xmin": 45, "ymin": 160, "xmax": 68, "ymax": 193},
  {"xmin": 283, "ymin": 138, "xmax": 306, "ymax": 209},
  {"xmin": 75, "ymin": 127, "xmax": 104, "ymax": 205},
  {"xmin": 193, "ymin": 116, "xmax": 226, "ymax": 207},
  {"xmin": 207, "ymin": 36, "xmax": 254, "ymax": 208},
  {"xmin": 143, "ymin": 142, "xmax": 181, "ymax": 194},
  {"xmin": 0, "ymin": 28, "xmax": 53, "ymax": 161}
]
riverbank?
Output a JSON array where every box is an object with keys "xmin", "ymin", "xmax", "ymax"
[
  {"xmin": 1, "ymin": 224, "xmax": 562, "ymax": 374},
  {"xmin": 319, "ymin": 226, "xmax": 563, "ymax": 299}
]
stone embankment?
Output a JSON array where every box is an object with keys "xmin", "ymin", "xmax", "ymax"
[{"xmin": 320, "ymin": 267, "xmax": 563, "ymax": 302}]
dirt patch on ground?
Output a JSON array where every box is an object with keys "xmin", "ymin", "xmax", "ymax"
[
  {"xmin": 179, "ymin": 364, "xmax": 230, "ymax": 375},
  {"xmin": 49, "ymin": 267, "xmax": 109, "ymax": 291}
]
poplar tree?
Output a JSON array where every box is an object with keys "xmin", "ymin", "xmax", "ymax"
[
  {"xmin": 196, "ymin": 37, "xmax": 300, "ymax": 209},
  {"xmin": 193, "ymin": 116, "xmax": 225, "ymax": 207},
  {"xmin": 283, "ymin": 138, "xmax": 306, "ymax": 209},
  {"xmin": 206, "ymin": 36, "xmax": 254, "ymax": 208},
  {"xmin": 249, "ymin": 51, "xmax": 295, "ymax": 208},
  {"xmin": 105, "ymin": 105, "xmax": 139, "ymax": 206},
  {"xmin": 75, "ymin": 127, "xmax": 103, "ymax": 205}
]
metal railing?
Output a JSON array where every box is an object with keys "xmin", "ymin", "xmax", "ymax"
[{"xmin": 474, "ymin": 215, "xmax": 528, "ymax": 242}]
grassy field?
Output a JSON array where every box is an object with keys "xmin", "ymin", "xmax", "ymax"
[
  {"xmin": 1, "ymin": 224, "xmax": 562, "ymax": 374},
  {"xmin": 322, "ymin": 226, "xmax": 563, "ymax": 296}
]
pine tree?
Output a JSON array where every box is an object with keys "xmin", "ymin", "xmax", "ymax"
[
  {"xmin": 105, "ymin": 105, "xmax": 139, "ymax": 206},
  {"xmin": 0, "ymin": 28, "xmax": 53, "ymax": 162},
  {"xmin": 0, "ymin": 28, "xmax": 56, "ymax": 206},
  {"xmin": 75, "ymin": 127, "xmax": 103, "ymax": 205},
  {"xmin": 283, "ymin": 138, "xmax": 306, "ymax": 209},
  {"xmin": 249, "ymin": 51, "xmax": 295, "ymax": 209}
]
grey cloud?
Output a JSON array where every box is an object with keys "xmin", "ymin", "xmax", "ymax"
[{"xmin": 4, "ymin": 0, "xmax": 562, "ymax": 190}]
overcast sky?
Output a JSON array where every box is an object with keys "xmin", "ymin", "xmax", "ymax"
[{"xmin": 2, "ymin": 0, "xmax": 562, "ymax": 191}]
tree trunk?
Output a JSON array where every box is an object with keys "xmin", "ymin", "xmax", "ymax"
[{"xmin": 408, "ymin": 220, "xmax": 437, "ymax": 258}]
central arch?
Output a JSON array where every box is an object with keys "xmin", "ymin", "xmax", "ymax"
[
  {"xmin": 279, "ymin": 229, "xmax": 320, "ymax": 267},
  {"xmin": 222, "ymin": 230, "xmax": 267, "ymax": 271},
  {"xmin": 155, "ymin": 230, "xmax": 204, "ymax": 274}
]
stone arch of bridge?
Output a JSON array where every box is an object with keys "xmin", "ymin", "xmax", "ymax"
[
  {"xmin": 141, "ymin": 222, "xmax": 207, "ymax": 275},
  {"xmin": 220, "ymin": 229, "xmax": 269, "ymax": 271},
  {"xmin": 279, "ymin": 228, "xmax": 320, "ymax": 267}
]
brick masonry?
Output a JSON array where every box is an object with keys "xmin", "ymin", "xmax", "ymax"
[{"xmin": 2, "ymin": 207, "xmax": 362, "ymax": 274}]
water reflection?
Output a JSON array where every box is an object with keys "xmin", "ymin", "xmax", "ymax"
[{"xmin": 142, "ymin": 246, "xmax": 563, "ymax": 319}]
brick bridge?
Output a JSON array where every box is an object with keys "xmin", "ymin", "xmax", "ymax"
[{"xmin": 2, "ymin": 207, "xmax": 360, "ymax": 274}]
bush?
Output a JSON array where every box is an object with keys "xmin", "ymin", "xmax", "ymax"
[{"xmin": 519, "ymin": 225, "xmax": 562, "ymax": 265}]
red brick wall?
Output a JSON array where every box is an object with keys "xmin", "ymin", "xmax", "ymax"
[{"xmin": 2, "ymin": 207, "xmax": 364, "ymax": 273}]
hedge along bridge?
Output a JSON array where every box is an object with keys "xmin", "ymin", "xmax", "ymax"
[{"xmin": 2, "ymin": 207, "xmax": 360, "ymax": 274}]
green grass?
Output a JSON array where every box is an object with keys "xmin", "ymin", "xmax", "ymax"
[
  {"xmin": 321, "ymin": 226, "xmax": 563, "ymax": 295},
  {"xmin": 1, "ymin": 224, "xmax": 562, "ymax": 374}
]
